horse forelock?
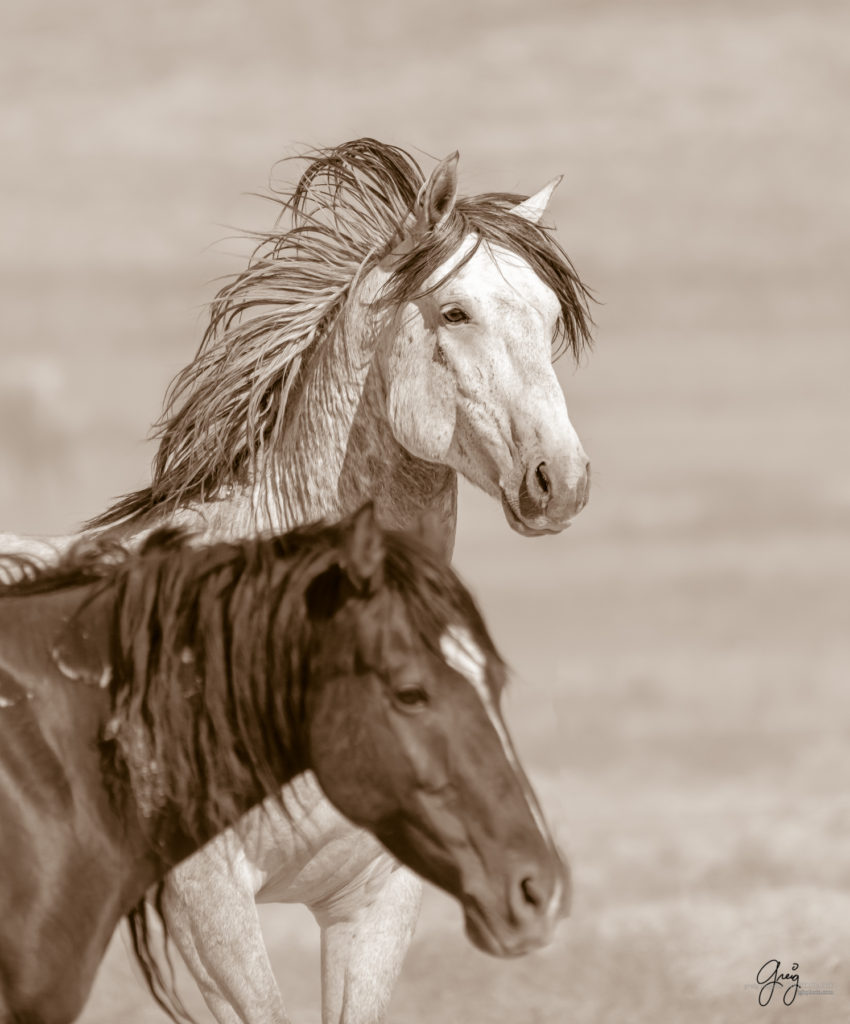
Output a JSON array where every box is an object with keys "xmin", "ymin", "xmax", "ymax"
[
  {"xmin": 381, "ymin": 531, "xmax": 503, "ymax": 675},
  {"xmin": 89, "ymin": 139, "xmax": 593, "ymax": 528}
]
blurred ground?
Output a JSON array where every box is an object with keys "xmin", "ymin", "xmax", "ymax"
[{"xmin": 2, "ymin": 1, "xmax": 849, "ymax": 1021}]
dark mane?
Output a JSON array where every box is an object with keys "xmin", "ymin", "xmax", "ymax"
[
  {"xmin": 89, "ymin": 138, "xmax": 593, "ymax": 528},
  {"xmin": 0, "ymin": 536, "xmax": 138, "ymax": 595}
]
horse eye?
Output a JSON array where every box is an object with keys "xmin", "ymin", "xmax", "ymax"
[
  {"xmin": 441, "ymin": 307, "xmax": 470, "ymax": 325},
  {"xmin": 393, "ymin": 685, "xmax": 429, "ymax": 709}
]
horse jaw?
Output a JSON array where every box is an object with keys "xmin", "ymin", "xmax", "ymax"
[{"xmin": 381, "ymin": 237, "xmax": 589, "ymax": 536}]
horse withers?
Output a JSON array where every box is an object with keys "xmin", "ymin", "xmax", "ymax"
[{"xmin": 0, "ymin": 506, "xmax": 568, "ymax": 1024}]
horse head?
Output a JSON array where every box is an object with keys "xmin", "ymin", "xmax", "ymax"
[
  {"xmin": 304, "ymin": 505, "xmax": 570, "ymax": 956},
  {"xmin": 375, "ymin": 153, "xmax": 591, "ymax": 536}
]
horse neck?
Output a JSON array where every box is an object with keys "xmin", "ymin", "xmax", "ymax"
[
  {"xmin": 0, "ymin": 583, "xmax": 165, "ymax": 897},
  {"xmin": 222, "ymin": 268, "xmax": 458, "ymax": 552}
]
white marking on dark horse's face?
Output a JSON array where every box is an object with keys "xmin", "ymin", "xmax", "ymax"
[
  {"xmin": 438, "ymin": 624, "xmax": 565, "ymax": 926},
  {"xmin": 439, "ymin": 624, "xmax": 507, "ymax": 749},
  {"xmin": 438, "ymin": 625, "xmax": 550, "ymax": 842},
  {"xmin": 383, "ymin": 236, "xmax": 589, "ymax": 535}
]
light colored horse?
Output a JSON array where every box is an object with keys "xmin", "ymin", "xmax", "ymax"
[{"xmin": 3, "ymin": 139, "xmax": 592, "ymax": 1023}]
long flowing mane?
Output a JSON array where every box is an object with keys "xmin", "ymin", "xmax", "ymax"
[
  {"xmin": 0, "ymin": 526, "xmax": 324, "ymax": 840},
  {"xmin": 2, "ymin": 528, "xmax": 343, "ymax": 1021},
  {"xmin": 89, "ymin": 138, "xmax": 593, "ymax": 529}
]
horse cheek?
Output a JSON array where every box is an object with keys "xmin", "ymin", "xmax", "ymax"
[
  {"xmin": 306, "ymin": 678, "xmax": 393, "ymax": 828},
  {"xmin": 388, "ymin": 362, "xmax": 456, "ymax": 463}
]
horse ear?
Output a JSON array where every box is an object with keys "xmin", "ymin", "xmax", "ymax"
[
  {"xmin": 409, "ymin": 509, "xmax": 449, "ymax": 561},
  {"xmin": 413, "ymin": 151, "xmax": 459, "ymax": 232},
  {"xmin": 509, "ymin": 175, "xmax": 563, "ymax": 224},
  {"xmin": 342, "ymin": 503, "xmax": 386, "ymax": 592}
]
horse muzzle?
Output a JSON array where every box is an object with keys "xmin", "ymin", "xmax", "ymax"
[
  {"xmin": 461, "ymin": 853, "xmax": 571, "ymax": 958},
  {"xmin": 501, "ymin": 455, "xmax": 591, "ymax": 536}
]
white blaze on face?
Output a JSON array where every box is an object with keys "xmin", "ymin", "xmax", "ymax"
[{"xmin": 439, "ymin": 625, "xmax": 550, "ymax": 842}]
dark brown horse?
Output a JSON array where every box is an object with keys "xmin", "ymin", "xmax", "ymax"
[{"xmin": 0, "ymin": 506, "xmax": 568, "ymax": 1024}]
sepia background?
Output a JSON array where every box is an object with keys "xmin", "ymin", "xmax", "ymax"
[{"xmin": 2, "ymin": 0, "xmax": 848, "ymax": 1020}]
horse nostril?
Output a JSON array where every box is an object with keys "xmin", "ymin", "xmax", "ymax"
[
  {"xmin": 518, "ymin": 460, "xmax": 553, "ymax": 520},
  {"xmin": 520, "ymin": 875, "xmax": 544, "ymax": 909}
]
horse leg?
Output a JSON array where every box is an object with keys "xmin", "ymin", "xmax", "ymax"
[
  {"xmin": 318, "ymin": 865, "xmax": 422, "ymax": 1024},
  {"xmin": 163, "ymin": 837, "xmax": 291, "ymax": 1024}
]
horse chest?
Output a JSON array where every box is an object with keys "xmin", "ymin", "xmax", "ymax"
[{"xmin": 241, "ymin": 773, "xmax": 397, "ymax": 921}]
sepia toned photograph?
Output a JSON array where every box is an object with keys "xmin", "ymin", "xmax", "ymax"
[{"xmin": 1, "ymin": 1, "xmax": 847, "ymax": 1022}]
